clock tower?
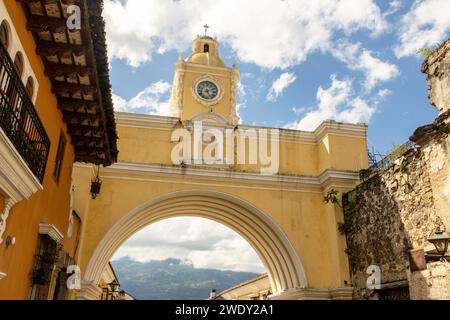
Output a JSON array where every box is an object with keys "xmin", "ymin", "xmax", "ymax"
[{"xmin": 169, "ymin": 34, "xmax": 240, "ymax": 125}]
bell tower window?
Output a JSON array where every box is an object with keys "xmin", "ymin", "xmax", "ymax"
[{"xmin": 203, "ymin": 44, "xmax": 209, "ymax": 53}]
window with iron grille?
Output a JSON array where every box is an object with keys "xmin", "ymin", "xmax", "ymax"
[{"xmin": 29, "ymin": 235, "xmax": 58, "ymax": 300}]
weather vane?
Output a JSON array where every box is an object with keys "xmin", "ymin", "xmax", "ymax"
[{"xmin": 203, "ymin": 24, "xmax": 209, "ymax": 36}]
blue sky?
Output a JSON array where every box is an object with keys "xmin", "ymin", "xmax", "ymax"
[
  {"xmin": 106, "ymin": 0, "xmax": 450, "ymax": 155},
  {"xmin": 107, "ymin": 0, "xmax": 450, "ymax": 272}
]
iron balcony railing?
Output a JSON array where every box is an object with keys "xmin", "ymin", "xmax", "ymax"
[
  {"xmin": 360, "ymin": 140, "xmax": 417, "ymax": 182},
  {"xmin": 0, "ymin": 43, "xmax": 50, "ymax": 183}
]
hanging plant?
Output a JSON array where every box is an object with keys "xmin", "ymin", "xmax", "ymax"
[
  {"xmin": 30, "ymin": 243, "xmax": 61, "ymax": 286},
  {"xmin": 324, "ymin": 189, "xmax": 342, "ymax": 208}
]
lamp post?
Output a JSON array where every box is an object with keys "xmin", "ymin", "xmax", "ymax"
[{"xmin": 427, "ymin": 228, "xmax": 450, "ymax": 261}]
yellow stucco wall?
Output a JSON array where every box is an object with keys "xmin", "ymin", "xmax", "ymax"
[
  {"xmin": 0, "ymin": 0, "xmax": 77, "ymax": 300},
  {"xmin": 73, "ymin": 114, "xmax": 368, "ymax": 291},
  {"xmin": 72, "ymin": 34, "xmax": 369, "ymax": 298}
]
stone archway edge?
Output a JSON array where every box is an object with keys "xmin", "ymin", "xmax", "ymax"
[{"xmin": 83, "ymin": 190, "xmax": 308, "ymax": 295}]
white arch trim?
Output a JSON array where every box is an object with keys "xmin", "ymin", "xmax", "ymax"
[{"xmin": 83, "ymin": 190, "xmax": 308, "ymax": 294}]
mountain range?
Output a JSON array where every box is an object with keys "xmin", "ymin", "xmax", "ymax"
[{"xmin": 111, "ymin": 257, "xmax": 260, "ymax": 300}]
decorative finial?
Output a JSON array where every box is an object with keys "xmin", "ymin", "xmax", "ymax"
[{"xmin": 203, "ymin": 24, "xmax": 209, "ymax": 36}]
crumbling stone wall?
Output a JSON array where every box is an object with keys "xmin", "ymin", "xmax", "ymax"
[
  {"xmin": 343, "ymin": 38, "xmax": 450, "ymax": 300},
  {"xmin": 409, "ymin": 261, "xmax": 450, "ymax": 300},
  {"xmin": 422, "ymin": 39, "xmax": 450, "ymax": 115},
  {"xmin": 343, "ymin": 137, "xmax": 447, "ymax": 299}
]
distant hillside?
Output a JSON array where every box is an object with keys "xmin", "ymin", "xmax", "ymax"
[{"xmin": 111, "ymin": 257, "xmax": 260, "ymax": 300}]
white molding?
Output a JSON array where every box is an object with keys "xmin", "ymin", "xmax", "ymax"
[
  {"xmin": 114, "ymin": 112, "xmax": 367, "ymax": 144},
  {"xmin": 185, "ymin": 61, "xmax": 231, "ymax": 72},
  {"xmin": 0, "ymin": 127, "xmax": 43, "ymax": 243},
  {"xmin": 269, "ymin": 287, "xmax": 353, "ymax": 300},
  {"xmin": 76, "ymin": 280, "xmax": 102, "ymax": 300},
  {"xmin": 0, "ymin": 128, "xmax": 43, "ymax": 200},
  {"xmin": 75, "ymin": 162, "xmax": 360, "ymax": 190},
  {"xmin": 39, "ymin": 223, "xmax": 64, "ymax": 243},
  {"xmin": 0, "ymin": 272, "xmax": 6, "ymax": 280}
]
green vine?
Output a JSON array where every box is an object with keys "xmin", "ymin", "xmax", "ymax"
[
  {"xmin": 400, "ymin": 162, "xmax": 409, "ymax": 175},
  {"xmin": 324, "ymin": 189, "xmax": 342, "ymax": 208},
  {"xmin": 417, "ymin": 48, "xmax": 433, "ymax": 57},
  {"xmin": 417, "ymin": 40, "xmax": 447, "ymax": 58}
]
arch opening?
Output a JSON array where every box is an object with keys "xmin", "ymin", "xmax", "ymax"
[
  {"xmin": 110, "ymin": 217, "xmax": 268, "ymax": 300},
  {"xmin": 84, "ymin": 190, "xmax": 308, "ymax": 296}
]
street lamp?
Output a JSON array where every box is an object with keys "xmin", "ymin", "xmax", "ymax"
[
  {"xmin": 90, "ymin": 166, "xmax": 102, "ymax": 199},
  {"xmin": 427, "ymin": 228, "xmax": 450, "ymax": 261},
  {"xmin": 108, "ymin": 279, "xmax": 120, "ymax": 293},
  {"xmin": 102, "ymin": 279, "xmax": 120, "ymax": 300}
]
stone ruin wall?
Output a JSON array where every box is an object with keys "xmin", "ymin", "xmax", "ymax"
[{"xmin": 343, "ymin": 39, "xmax": 450, "ymax": 300}]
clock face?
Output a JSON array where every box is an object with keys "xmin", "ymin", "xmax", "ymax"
[{"xmin": 196, "ymin": 81, "xmax": 219, "ymax": 101}]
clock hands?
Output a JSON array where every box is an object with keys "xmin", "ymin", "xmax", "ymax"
[{"xmin": 197, "ymin": 81, "xmax": 218, "ymax": 100}]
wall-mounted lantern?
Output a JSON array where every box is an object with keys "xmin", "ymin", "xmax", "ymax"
[
  {"xmin": 90, "ymin": 166, "xmax": 102, "ymax": 200},
  {"xmin": 101, "ymin": 279, "xmax": 121, "ymax": 300},
  {"xmin": 427, "ymin": 228, "xmax": 450, "ymax": 261}
]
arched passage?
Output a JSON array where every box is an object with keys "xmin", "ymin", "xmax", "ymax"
[{"xmin": 83, "ymin": 190, "xmax": 308, "ymax": 295}]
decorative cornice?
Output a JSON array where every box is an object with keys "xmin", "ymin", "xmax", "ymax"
[
  {"xmin": 76, "ymin": 280, "xmax": 103, "ymax": 300},
  {"xmin": 185, "ymin": 62, "xmax": 231, "ymax": 72},
  {"xmin": 75, "ymin": 162, "xmax": 360, "ymax": 189},
  {"xmin": 115, "ymin": 112, "xmax": 367, "ymax": 144},
  {"xmin": 39, "ymin": 223, "xmax": 64, "ymax": 243}
]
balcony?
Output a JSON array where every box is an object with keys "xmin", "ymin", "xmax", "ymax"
[{"xmin": 0, "ymin": 43, "xmax": 50, "ymax": 183}]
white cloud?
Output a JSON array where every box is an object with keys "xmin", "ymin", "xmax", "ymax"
[
  {"xmin": 395, "ymin": 0, "xmax": 450, "ymax": 58},
  {"xmin": 285, "ymin": 75, "xmax": 376, "ymax": 131},
  {"xmin": 113, "ymin": 80, "xmax": 171, "ymax": 115},
  {"xmin": 112, "ymin": 217, "xmax": 265, "ymax": 273},
  {"xmin": 104, "ymin": 0, "xmax": 388, "ymax": 69},
  {"xmin": 331, "ymin": 41, "xmax": 399, "ymax": 91},
  {"xmin": 235, "ymin": 81, "xmax": 247, "ymax": 122},
  {"xmin": 384, "ymin": 0, "xmax": 403, "ymax": 17},
  {"xmin": 376, "ymin": 88, "xmax": 393, "ymax": 100},
  {"xmin": 292, "ymin": 107, "xmax": 306, "ymax": 115},
  {"xmin": 266, "ymin": 72, "xmax": 297, "ymax": 101}
]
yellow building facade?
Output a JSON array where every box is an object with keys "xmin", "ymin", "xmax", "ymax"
[
  {"xmin": 73, "ymin": 35, "xmax": 369, "ymax": 300},
  {"xmin": 0, "ymin": 0, "xmax": 117, "ymax": 300}
]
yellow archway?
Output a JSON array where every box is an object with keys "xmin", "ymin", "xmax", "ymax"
[{"xmin": 83, "ymin": 190, "xmax": 308, "ymax": 295}]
